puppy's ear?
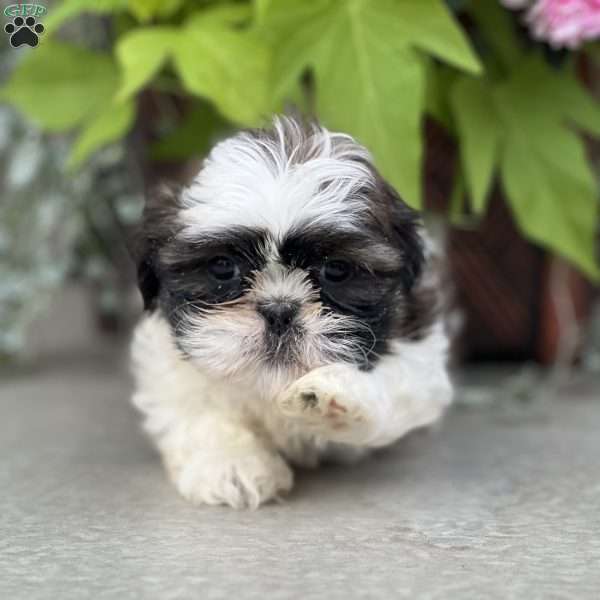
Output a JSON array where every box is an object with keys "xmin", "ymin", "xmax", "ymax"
[
  {"xmin": 131, "ymin": 185, "xmax": 181, "ymax": 311},
  {"xmin": 372, "ymin": 174, "xmax": 424, "ymax": 293},
  {"xmin": 390, "ymin": 196, "xmax": 425, "ymax": 293},
  {"xmin": 134, "ymin": 236, "xmax": 160, "ymax": 311}
]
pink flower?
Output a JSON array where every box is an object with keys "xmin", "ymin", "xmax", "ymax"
[{"xmin": 528, "ymin": 0, "xmax": 600, "ymax": 48}]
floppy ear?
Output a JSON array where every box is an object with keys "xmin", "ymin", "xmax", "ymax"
[
  {"xmin": 374, "ymin": 175, "xmax": 425, "ymax": 293},
  {"xmin": 134, "ymin": 236, "xmax": 160, "ymax": 311},
  {"xmin": 130, "ymin": 185, "xmax": 181, "ymax": 311},
  {"xmin": 390, "ymin": 197, "xmax": 425, "ymax": 293}
]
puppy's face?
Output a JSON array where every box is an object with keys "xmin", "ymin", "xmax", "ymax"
[{"xmin": 136, "ymin": 118, "xmax": 431, "ymax": 394}]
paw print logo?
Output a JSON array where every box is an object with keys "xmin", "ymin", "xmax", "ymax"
[{"xmin": 5, "ymin": 16, "xmax": 45, "ymax": 48}]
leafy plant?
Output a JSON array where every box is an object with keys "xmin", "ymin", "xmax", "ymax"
[{"xmin": 1, "ymin": 0, "xmax": 599, "ymax": 279}]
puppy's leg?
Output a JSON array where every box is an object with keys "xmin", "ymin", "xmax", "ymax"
[
  {"xmin": 159, "ymin": 414, "xmax": 293, "ymax": 509},
  {"xmin": 132, "ymin": 315, "xmax": 293, "ymax": 509},
  {"xmin": 277, "ymin": 329, "xmax": 453, "ymax": 448}
]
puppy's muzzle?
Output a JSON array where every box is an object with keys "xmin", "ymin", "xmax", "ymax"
[{"xmin": 258, "ymin": 301, "xmax": 300, "ymax": 337}]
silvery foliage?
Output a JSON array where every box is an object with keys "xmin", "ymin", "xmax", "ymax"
[{"xmin": 0, "ymin": 49, "xmax": 143, "ymax": 359}]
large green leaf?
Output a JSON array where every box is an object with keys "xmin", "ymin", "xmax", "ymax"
[
  {"xmin": 502, "ymin": 59, "xmax": 600, "ymax": 137},
  {"xmin": 366, "ymin": 1, "xmax": 481, "ymax": 74},
  {"xmin": 450, "ymin": 76, "xmax": 501, "ymax": 214},
  {"xmin": 449, "ymin": 57, "xmax": 600, "ymax": 279},
  {"xmin": 262, "ymin": 0, "xmax": 481, "ymax": 208},
  {"xmin": 174, "ymin": 14, "xmax": 269, "ymax": 125},
  {"xmin": 496, "ymin": 60, "xmax": 599, "ymax": 279},
  {"xmin": 116, "ymin": 7, "xmax": 269, "ymax": 125},
  {"xmin": 0, "ymin": 42, "xmax": 119, "ymax": 131},
  {"xmin": 501, "ymin": 129, "xmax": 599, "ymax": 280},
  {"xmin": 115, "ymin": 27, "xmax": 178, "ymax": 101},
  {"xmin": 68, "ymin": 98, "xmax": 135, "ymax": 167}
]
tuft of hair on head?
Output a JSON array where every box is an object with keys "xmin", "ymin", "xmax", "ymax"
[{"xmin": 178, "ymin": 114, "xmax": 378, "ymax": 239}]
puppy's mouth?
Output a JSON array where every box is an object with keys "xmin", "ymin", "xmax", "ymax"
[
  {"xmin": 262, "ymin": 325, "xmax": 304, "ymax": 366},
  {"xmin": 256, "ymin": 299, "xmax": 306, "ymax": 365}
]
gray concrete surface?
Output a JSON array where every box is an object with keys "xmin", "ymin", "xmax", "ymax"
[{"xmin": 1, "ymin": 345, "xmax": 599, "ymax": 599}]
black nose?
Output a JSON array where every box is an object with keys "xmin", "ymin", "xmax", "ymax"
[{"xmin": 258, "ymin": 302, "xmax": 299, "ymax": 336}]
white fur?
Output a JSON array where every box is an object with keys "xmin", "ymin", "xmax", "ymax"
[
  {"xmin": 131, "ymin": 314, "xmax": 452, "ymax": 508},
  {"xmin": 179, "ymin": 118, "xmax": 374, "ymax": 238},
  {"xmin": 278, "ymin": 324, "xmax": 453, "ymax": 447}
]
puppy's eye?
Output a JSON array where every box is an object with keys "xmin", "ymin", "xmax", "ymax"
[
  {"xmin": 321, "ymin": 259, "xmax": 353, "ymax": 284},
  {"xmin": 208, "ymin": 255, "xmax": 239, "ymax": 281}
]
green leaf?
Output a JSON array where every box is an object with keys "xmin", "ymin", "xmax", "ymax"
[
  {"xmin": 115, "ymin": 27, "xmax": 177, "ymax": 101},
  {"xmin": 127, "ymin": 0, "xmax": 183, "ymax": 23},
  {"xmin": 174, "ymin": 23, "xmax": 269, "ymax": 125},
  {"xmin": 187, "ymin": 4, "xmax": 252, "ymax": 27},
  {"xmin": 262, "ymin": 0, "xmax": 481, "ymax": 208},
  {"xmin": 510, "ymin": 59, "xmax": 600, "ymax": 137},
  {"xmin": 469, "ymin": 0, "xmax": 522, "ymax": 71},
  {"xmin": 44, "ymin": 0, "xmax": 129, "ymax": 34},
  {"xmin": 491, "ymin": 59, "xmax": 600, "ymax": 280},
  {"xmin": 370, "ymin": 1, "xmax": 482, "ymax": 75},
  {"xmin": 253, "ymin": 0, "xmax": 271, "ymax": 26},
  {"xmin": 0, "ymin": 42, "xmax": 119, "ymax": 131},
  {"xmin": 451, "ymin": 56, "xmax": 600, "ymax": 279},
  {"xmin": 320, "ymin": 40, "xmax": 426, "ymax": 209},
  {"xmin": 68, "ymin": 99, "xmax": 135, "ymax": 168},
  {"xmin": 448, "ymin": 56, "xmax": 600, "ymax": 278},
  {"xmin": 450, "ymin": 76, "xmax": 501, "ymax": 213},
  {"xmin": 115, "ymin": 7, "xmax": 269, "ymax": 125},
  {"xmin": 425, "ymin": 62, "xmax": 458, "ymax": 127},
  {"xmin": 501, "ymin": 130, "xmax": 599, "ymax": 280},
  {"xmin": 151, "ymin": 102, "xmax": 230, "ymax": 161},
  {"xmin": 558, "ymin": 74, "xmax": 600, "ymax": 136}
]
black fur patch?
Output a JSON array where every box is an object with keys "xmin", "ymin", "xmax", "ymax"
[
  {"xmin": 132, "ymin": 185, "xmax": 182, "ymax": 310},
  {"xmin": 158, "ymin": 227, "xmax": 270, "ymax": 333}
]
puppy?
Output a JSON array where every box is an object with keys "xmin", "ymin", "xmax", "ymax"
[{"xmin": 130, "ymin": 116, "xmax": 453, "ymax": 508}]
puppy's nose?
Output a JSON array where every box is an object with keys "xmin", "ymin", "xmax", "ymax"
[{"xmin": 258, "ymin": 302, "xmax": 299, "ymax": 336}]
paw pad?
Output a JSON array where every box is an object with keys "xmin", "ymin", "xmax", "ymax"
[
  {"xmin": 300, "ymin": 391, "xmax": 318, "ymax": 409},
  {"xmin": 5, "ymin": 16, "xmax": 44, "ymax": 48},
  {"xmin": 277, "ymin": 366, "xmax": 373, "ymax": 443}
]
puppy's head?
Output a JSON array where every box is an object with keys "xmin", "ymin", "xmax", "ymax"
[{"xmin": 135, "ymin": 117, "xmax": 433, "ymax": 393}]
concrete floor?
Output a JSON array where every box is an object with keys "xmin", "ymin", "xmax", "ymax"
[{"xmin": 1, "ymin": 341, "xmax": 599, "ymax": 599}]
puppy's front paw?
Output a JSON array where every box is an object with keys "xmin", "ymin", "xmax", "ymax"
[
  {"xmin": 173, "ymin": 449, "xmax": 293, "ymax": 509},
  {"xmin": 277, "ymin": 365, "xmax": 373, "ymax": 443}
]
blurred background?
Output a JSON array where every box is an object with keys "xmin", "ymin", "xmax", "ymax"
[
  {"xmin": 2, "ymin": 2, "xmax": 600, "ymax": 595},
  {"xmin": 1, "ymin": 0, "xmax": 600, "ymax": 393}
]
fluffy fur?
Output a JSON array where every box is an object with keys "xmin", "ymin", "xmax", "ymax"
[{"xmin": 130, "ymin": 116, "xmax": 453, "ymax": 508}]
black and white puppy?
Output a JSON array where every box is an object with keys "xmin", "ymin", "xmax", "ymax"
[{"xmin": 131, "ymin": 116, "xmax": 452, "ymax": 508}]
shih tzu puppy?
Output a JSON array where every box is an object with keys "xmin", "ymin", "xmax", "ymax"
[{"xmin": 131, "ymin": 116, "xmax": 452, "ymax": 508}]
